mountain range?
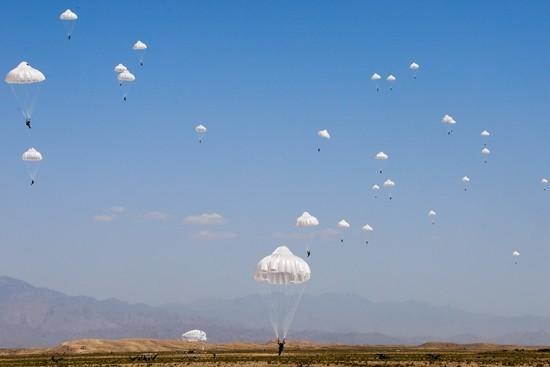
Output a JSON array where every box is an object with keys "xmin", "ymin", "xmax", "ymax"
[{"xmin": 0, "ymin": 276, "xmax": 549, "ymax": 347}]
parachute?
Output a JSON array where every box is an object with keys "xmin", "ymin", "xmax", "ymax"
[
  {"xmin": 296, "ymin": 211, "xmax": 318, "ymax": 256},
  {"xmin": 409, "ymin": 62, "xmax": 420, "ymax": 79},
  {"xmin": 114, "ymin": 64, "xmax": 128, "ymax": 74},
  {"xmin": 372, "ymin": 184, "xmax": 381, "ymax": 198},
  {"xmin": 117, "ymin": 70, "xmax": 135, "ymax": 101},
  {"xmin": 337, "ymin": 219, "xmax": 350, "ymax": 243},
  {"xmin": 254, "ymin": 246, "xmax": 310, "ymax": 339},
  {"xmin": 296, "ymin": 211, "xmax": 319, "ymax": 227},
  {"xmin": 462, "ymin": 176, "xmax": 470, "ymax": 191},
  {"xmin": 542, "ymin": 178, "xmax": 549, "ymax": 191},
  {"xmin": 383, "ymin": 179, "xmax": 396, "ymax": 200},
  {"xmin": 512, "ymin": 250, "xmax": 520, "ymax": 264},
  {"xmin": 21, "ymin": 147, "xmax": 43, "ymax": 183},
  {"xmin": 5, "ymin": 62, "xmax": 46, "ymax": 127},
  {"xmin": 386, "ymin": 74, "xmax": 396, "ymax": 91},
  {"xmin": 317, "ymin": 129, "xmax": 330, "ymax": 152},
  {"xmin": 181, "ymin": 329, "xmax": 207, "ymax": 342},
  {"xmin": 371, "ymin": 73, "xmax": 381, "ymax": 92},
  {"xmin": 195, "ymin": 124, "xmax": 207, "ymax": 143},
  {"xmin": 428, "ymin": 210, "xmax": 437, "ymax": 224},
  {"xmin": 441, "ymin": 114, "xmax": 456, "ymax": 135},
  {"xmin": 317, "ymin": 129, "xmax": 330, "ymax": 139},
  {"xmin": 481, "ymin": 147, "xmax": 490, "ymax": 163},
  {"xmin": 59, "ymin": 9, "xmax": 78, "ymax": 40},
  {"xmin": 362, "ymin": 224, "xmax": 374, "ymax": 245},
  {"xmin": 132, "ymin": 40, "xmax": 148, "ymax": 66},
  {"xmin": 481, "ymin": 130, "xmax": 491, "ymax": 137},
  {"xmin": 375, "ymin": 152, "xmax": 388, "ymax": 174},
  {"xmin": 337, "ymin": 219, "xmax": 350, "ymax": 229}
]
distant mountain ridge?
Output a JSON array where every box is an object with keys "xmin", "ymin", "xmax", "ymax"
[{"xmin": 1, "ymin": 276, "xmax": 550, "ymax": 347}]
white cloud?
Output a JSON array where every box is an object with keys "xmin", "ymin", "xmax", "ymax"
[
  {"xmin": 194, "ymin": 230, "xmax": 237, "ymax": 241},
  {"xmin": 184, "ymin": 213, "xmax": 225, "ymax": 225},
  {"xmin": 144, "ymin": 211, "xmax": 168, "ymax": 220},
  {"xmin": 94, "ymin": 214, "xmax": 115, "ymax": 222},
  {"xmin": 110, "ymin": 206, "xmax": 126, "ymax": 214}
]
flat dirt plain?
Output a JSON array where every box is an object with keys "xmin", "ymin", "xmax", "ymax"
[{"xmin": 2, "ymin": 339, "xmax": 550, "ymax": 366}]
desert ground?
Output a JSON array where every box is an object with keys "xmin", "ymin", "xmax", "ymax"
[{"xmin": 1, "ymin": 339, "xmax": 550, "ymax": 367}]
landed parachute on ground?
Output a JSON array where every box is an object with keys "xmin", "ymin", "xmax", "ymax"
[
  {"xmin": 5, "ymin": 62, "xmax": 46, "ymax": 128},
  {"xmin": 133, "ymin": 40, "xmax": 147, "ymax": 66},
  {"xmin": 254, "ymin": 246, "xmax": 310, "ymax": 340},
  {"xmin": 181, "ymin": 329, "xmax": 207, "ymax": 342},
  {"xmin": 59, "ymin": 9, "xmax": 78, "ymax": 40}
]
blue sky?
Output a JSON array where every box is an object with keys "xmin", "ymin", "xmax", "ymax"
[{"xmin": 1, "ymin": 0, "xmax": 550, "ymax": 317}]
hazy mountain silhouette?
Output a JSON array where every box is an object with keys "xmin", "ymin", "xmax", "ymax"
[{"xmin": 1, "ymin": 276, "xmax": 550, "ymax": 347}]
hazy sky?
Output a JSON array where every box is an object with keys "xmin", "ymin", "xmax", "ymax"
[{"xmin": 1, "ymin": 0, "xmax": 550, "ymax": 317}]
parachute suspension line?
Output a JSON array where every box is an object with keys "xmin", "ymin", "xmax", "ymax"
[
  {"xmin": 10, "ymin": 84, "xmax": 41, "ymax": 122},
  {"xmin": 281, "ymin": 282, "xmax": 306, "ymax": 339}
]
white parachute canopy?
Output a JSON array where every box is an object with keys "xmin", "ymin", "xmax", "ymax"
[
  {"xmin": 541, "ymin": 178, "xmax": 549, "ymax": 189},
  {"xmin": 441, "ymin": 114, "xmax": 456, "ymax": 125},
  {"xmin": 337, "ymin": 219, "xmax": 350, "ymax": 229},
  {"xmin": 513, "ymin": 251, "xmax": 520, "ymax": 257},
  {"xmin": 481, "ymin": 130, "xmax": 491, "ymax": 137},
  {"xmin": 372, "ymin": 184, "xmax": 381, "ymax": 191},
  {"xmin": 383, "ymin": 179, "xmax": 395, "ymax": 188},
  {"xmin": 317, "ymin": 129, "xmax": 331, "ymax": 139},
  {"xmin": 181, "ymin": 329, "xmax": 207, "ymax": 342},
  {"xmin": 481, "ymin": 147, "xmax": 491, "ymax": 156},
  {"xmin": 296, "ymin": 211, "xmax": 319, "ymax": 227},
  {"xmin": 59, "ymin": 9, "xmax": 78, "ymax": 40},
  {"xmin": 21, "ymin": 147, "xmax": 43, "ymax": 180},
  {"xmin": 375, "ymin": 151, "xmax": 389, "ymax": 160},
  {"xmin": 254, "ymin": 246, "xmax": 310, "ymax": 339},
  {"xmin": 133, "ymin": 40, "xmax": 148, "ymax": 66},
  {"xmin": 362, "ymin": 224, "xmax": 374, "ymax": 232},
  {"xmin": 5, "ymin": 62, "xmax": 46, "ymax": 124},
  {"xmin": 114, "ymin": 64, "xmax": 128, "ymax": 74},
  {"xmin": 195, "ymin": 124, "xmax": 207, "ymax": 143},
  {"xmin": 409, "ymin": 62, "xmax": 420, "ymax": 71}
]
